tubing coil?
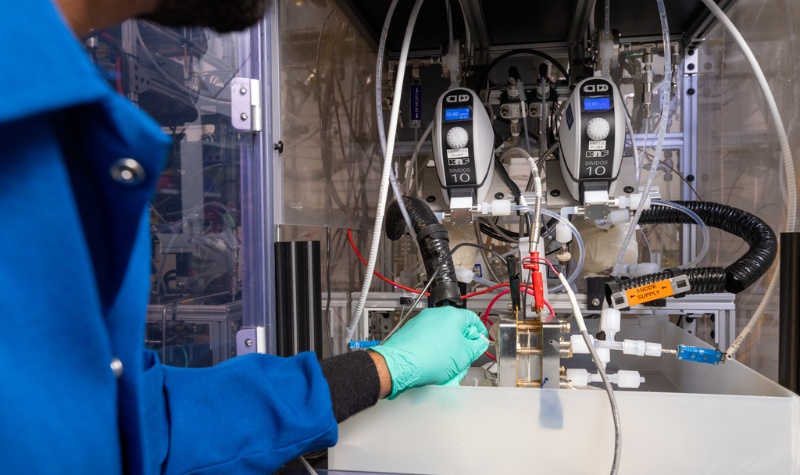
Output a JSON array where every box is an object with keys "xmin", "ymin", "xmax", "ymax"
[
  {"xmin": 607, "ymin": 200, "xmax": 777, "ymax": 301},
  {"xmin": 386, "ymin": 196, "xmax": 462, "ymax": 307}
]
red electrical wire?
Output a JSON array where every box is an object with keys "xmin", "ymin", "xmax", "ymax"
[
  {"xmin": 463, "ymin": 283, "xmax": 508, "ymax": 299},
  {"xmin": 347, "ymin": 229, "xmax": 426, "ymax": 295}
]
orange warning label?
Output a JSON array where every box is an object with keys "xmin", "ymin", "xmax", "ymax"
[{"xmin": 625, "ymin": 280, "xmax": 674, "ymax": 306}]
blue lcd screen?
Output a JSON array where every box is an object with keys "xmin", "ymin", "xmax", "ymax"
[
  {"xmin": 444, "ymin": 107, "xmax": 471, "ymax": 121},
  {"xmin": 583, "ymin": 97, "xmax": 612, "ymax": 111}
]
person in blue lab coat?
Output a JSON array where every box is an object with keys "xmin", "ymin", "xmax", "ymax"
[{"xmin": 0, "ymin": 0, "xmax": 489, "ymax": 473}]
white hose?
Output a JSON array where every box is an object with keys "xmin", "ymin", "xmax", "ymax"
[
  {"xmin": 346, "ymin": 0, "xmax": 426, "ymax": 343},
  {"xmin": 698, "ymin": 0, "xmax": 797, "ymax": 359},
  {"xmin": 559, "ymin": 272, "xmax": 621, "ymax": 475},
  {"xmin": 374, "ymin": 0, "xmax": 416, "ymax": 241},
  {"xmin": 611, "ymin": 0, "xmax": 672, "ymax": 277}
]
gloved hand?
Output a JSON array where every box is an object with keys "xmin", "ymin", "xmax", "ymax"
[{"xmin": 369, "ymin": 306, "xmax": 489, "ymax": 399}]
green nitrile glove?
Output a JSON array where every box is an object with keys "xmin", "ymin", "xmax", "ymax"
[{"xmin": 369, "ymin": 306, "xmax": 489, "ymax": 399}]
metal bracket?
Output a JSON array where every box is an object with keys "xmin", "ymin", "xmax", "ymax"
[
  {"xmin": 236, "ymin": 326, "xmax": 267, "ymax": 355},
  {"xmin": 231, "ymin": 78, "xmax": 262, "ymax": 132}
]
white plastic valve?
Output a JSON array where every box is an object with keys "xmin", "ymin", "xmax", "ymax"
[{"xmin": 613, "ymin": 370, "xmax": 644, "ymax": 389}]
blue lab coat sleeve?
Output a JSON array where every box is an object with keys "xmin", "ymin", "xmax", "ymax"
[{"xmin": 156, "ymin": 352, "xmax": 338, "ymax": 474}]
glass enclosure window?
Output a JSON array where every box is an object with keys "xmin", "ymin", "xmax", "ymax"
[
  {"xmin": 696, "ymin": 1, "xmax": 800, "ymax": 379},
  {"xmin": 277, "ymin": 2, "xmax": 383, "ymax": 356},
  {"xmin": 87, "ymin": 21, "xmax": 250, "ymax": 367}
]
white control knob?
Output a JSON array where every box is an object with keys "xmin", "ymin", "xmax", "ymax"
[
  {"xmin": 586, "ymin": 117, "xmax": 611, "ymax": 141},
  {"xmin": 446, "ymin": 127, "xmax": 469, "ymax": 149}
]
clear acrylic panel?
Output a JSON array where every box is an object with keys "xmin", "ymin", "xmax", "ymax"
[
  {"xmin": 696, "ymin": 0, "xmax": 800, "ymax": 379},
  {"xmin": 87, "ymin": 21, "xmax": 252, "ymax": 367}
]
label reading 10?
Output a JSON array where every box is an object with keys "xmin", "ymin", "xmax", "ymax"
[
  {"xmin": 584, "ymin": 165, "xmax": 607, "ymax": 176},
  {"xmin": 450, "ymin": 171, "xmax": 473, "ymax": 183}
]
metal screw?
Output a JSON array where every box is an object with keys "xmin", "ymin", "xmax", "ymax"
[
  {"xmin": 688, "ymin": 48, "xmax": 695, "ymax": 56},
  {"xmin": 494, "ymin": 192, "xmax": 505, "ymax": 199},
  {"xmin": 245, "ymin": 338, "xmax": 253, "ymax": 347},
  {"xmin": 550, "ymin": 189, "xmax": 560, "ymax": 197},
  {"xmin": 687, "ymin": 63, "xmax": 696, "ymax": 71},
  {"xmin": 591, "ymin": 298, "xmax": 601, "ymax": 307},
  {"xmin": 687, "ymin": 88, "xmax": 696, "ymax": 95},
  {"xmin": 240, "ymin": 113, "xmax": 248, "ymax": 121},
  {"xmin": 686, "ymin": 174, "xmax": 695, "ymax": 182},
  {"xmin": 623, "ymin": 186, "xmax": 634, "ymax": 194},
  {"xmin": 426, "ymin": 195, "xmax": 436, "ymax": 203},
  {"xmin": 274, "ymin": 141, "xmax": 284, "ymax": 153},
  {"xmin": 240, "ymin": 87, "xmax": 247, "ymax": 95}
]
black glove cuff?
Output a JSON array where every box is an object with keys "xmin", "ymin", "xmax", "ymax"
[{"xmin": 320, "ymin": 351, "xmax": 381, "ymax": 423}]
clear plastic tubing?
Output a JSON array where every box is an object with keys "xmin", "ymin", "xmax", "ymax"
[
  {"xmin": 512, "ymin": 206, "xmax": 585, "ymax": 292},
  {"xmin": 611, "ymin": 0, "xmax": 672, "ymax": 277},
  {"xmin": 650, "ymin": 200, "xmax": 709, "ymax": 269},
  {"xmin": 473, "ymin": 274, "xmax": 500, "ymax": 289}
]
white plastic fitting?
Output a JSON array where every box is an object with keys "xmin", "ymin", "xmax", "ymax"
[
  {"xmin": 618, "ymin": 193, "xmax": 652, "ymax": 211},
  {"xmin": 612, "ymin": 370, "xmax": 644, "ymax": 389},
  {"xmin": 570, "ymin": 334, "xmax": 591, "ymax": 354},
  {"xmin": 608, "ymin": 209, "xmax": 630, "ymax": 225},
  {"xmin": 455, "ymin": 268, "xmax": 474, "ymax": 284},
  {"xmin": 621, "ymin": 262, "xmax": 661, "ymax": 277},
  {"xmin": 596, "ymin": 348, "xmax": 611, "ymax": 366},
  {"xmin": 479, "ymin": 199, "xmax": 511, "ymax": 216},
  {"xmin": 568, "ymin": 368, "xmax": 644, "ymax": 389},
  {"xmin": 566, "ymin": 368, "xmax": 589, "ymax": 387},
  {"xmin": 556, "ymin": 222, "xmax": 572, "ymax": 244},
  {"xmin": 600, "ymin": 308, "xmax": 621, "ymax": 336}
]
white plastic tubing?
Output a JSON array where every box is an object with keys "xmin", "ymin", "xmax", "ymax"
[
  {"xmin": 698, "ymin": 0, "xmax": 797, "ymax": 359},
  {"xmin": 610, "ymin": 0, "xmax": 672, "ymax": 277},
  {"xmin": 345, "ymin": 0, "xmax": 426, "ymax": 343}
]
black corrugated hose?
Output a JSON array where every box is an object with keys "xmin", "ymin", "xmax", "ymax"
[
  {"xmin": 606, "ymin": 200, "xmax": 777, "ymax": 300},
  {"xmin": 386, "ymin": 196, "xmax": 462, "ymax": 307}
]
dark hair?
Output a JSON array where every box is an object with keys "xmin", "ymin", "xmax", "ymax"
[{"xmin": 141, "ymin": 0, "xmax": 267, "ymax": 33}]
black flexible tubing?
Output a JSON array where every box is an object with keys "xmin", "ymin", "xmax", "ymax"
[
  {"xmin": 386, "ymin": 196, "xmax": 462, "ymax": 307},
  {"xmin": 607, "ymin": 201, "xmax": 777, "ymax": 300},
  {"xmin": 474, "ymin": 49, "xmax": 570, "ymax": 91}
]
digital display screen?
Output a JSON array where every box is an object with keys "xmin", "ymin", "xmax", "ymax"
[
  {"xmin": 444, "ymin": 107, "xmax": 471, "ymax": 121},
  {"xmin": 583, "ymin": 97, "xmax": 612, "ymax": 111}
]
